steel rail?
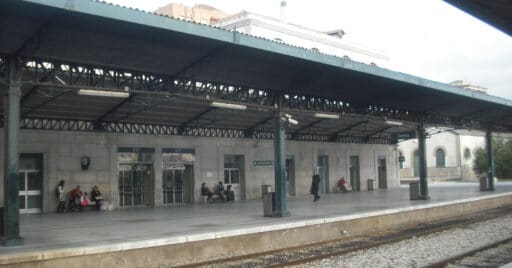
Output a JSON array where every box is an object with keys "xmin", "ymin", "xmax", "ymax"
[
  {"xmin": 425, "ymin": 237, "xmax": 512, "ymax": 268},
  {"xmin": 175, "ymin": 207, "xmax": 511, "ymax": 268}
]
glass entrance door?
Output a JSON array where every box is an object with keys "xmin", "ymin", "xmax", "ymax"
[
  {"xmin": 378, "ymin": 156, "xmax": 387, "ymax": 189},
  {"xmin": 119, "ymin": 164, "xmax": 153, "ymax": 207},
  {"xmin": 349, "ymin": 156, "xmax": 361, "ymax": 191},
  {"xmin": 19, "ymin": 154, "xmax": 43, "ymax": 214},
  {"xmin": 317, "ymin": 155, "xmax": 329, "ymax": 193},
  {"xmin": 163, "ymin": 169, "xmax": 184, "ymax": 204}
]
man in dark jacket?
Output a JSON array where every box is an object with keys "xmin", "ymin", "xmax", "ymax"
[{"xmin": 310, "ymin": 174, "xmax": 321, "ymax": 202}]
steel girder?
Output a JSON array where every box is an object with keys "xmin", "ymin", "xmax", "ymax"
[{"xmin": 0, "ymin": 56, "xmax": 495, "ymax": 143}]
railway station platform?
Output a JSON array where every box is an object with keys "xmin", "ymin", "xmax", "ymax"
[{"xmin": 1, "ymin": 182, "xmax": 512, "ymax": 267}]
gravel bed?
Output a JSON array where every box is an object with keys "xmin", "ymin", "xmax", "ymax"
[
  {"xmin": 448, "ymin": 240, "xmax": 512, "ymax": 268},
  {"xmin": 295, "ymin": 214, "xmax": 512, "ymax": 268}
]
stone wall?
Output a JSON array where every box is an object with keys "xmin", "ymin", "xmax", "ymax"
[{"xmin": 0, "ymin": 129, "xmax": 399, "ymax": 212}]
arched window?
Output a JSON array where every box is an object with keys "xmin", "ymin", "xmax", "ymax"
[{"xmin": 436, "ymin": 148, "xmax": 446, "ymax": 168}]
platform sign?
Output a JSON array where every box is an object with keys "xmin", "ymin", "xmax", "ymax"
[
  {"xmin": 253, "ymin": 160, "xmax": 273, "ymax": 166},
  {"xmin": 392, "ymin": 130, "xmax": 417, "ymax": 141}
]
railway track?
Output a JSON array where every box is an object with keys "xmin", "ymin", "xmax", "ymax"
[
  {"xmin": 175, "ymin": 207, "xmax": 512, "ymax": 268},
  {"xmin": 426, "ymin": 238, "xmax": 512, "ymax": 268}
]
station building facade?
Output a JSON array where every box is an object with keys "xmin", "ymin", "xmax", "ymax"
[
  {"xmin": 1, "ymin": 129, "xmax": 399, "ymax": 213},
  {"xmin": 398, "ymin": 129, "xmax": 485, "ymax": 181},
  {"xmin": 0, "ymin": 2, "xmax": 402, "ymax": 214}
]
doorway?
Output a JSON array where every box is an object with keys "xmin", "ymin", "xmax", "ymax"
[
  {"xmin": 162, "ymin": 148, "xmax": 195, "ymax": 204},
  {"xmin": 118, "ymin": 148, "xmax": 155, "ymax": 207},
  {"xmin": 317, "ymin": 155, "xmax": 329, "ymax": 193},
  {"xmin": 224, "ymin": 155, "xmax": 245, "ymax": 200},
  {"xmin": 286, "ymin": 155, "xmax": 295, "ymax": 196},
  {"xmin": 349, "ymin": 155, "xmax": 360, "ymax": 191},
  {"xmin": 163, "ymin": 165, "xmax": 193, "ymax": 204},
  {"xmin": 378, "ymin": 156, "xmax": 387, "ymax": 189},
  {"xmin": 19, "ymin": 154, "xmax": 43, "ymax": 214},
  {"xmin": 413, "ymin": 150, "xmax": 420, "ymax": 177},
  {"xmin": 118, "ymin": 164, "xmax": 154, "ymax": 207}
]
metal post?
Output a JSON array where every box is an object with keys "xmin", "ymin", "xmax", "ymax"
[
  {"xmin": 486, "ymin": 130, "xmax": 495, "ymax": 191},
  {"xmin": 2, "ymin": 55, "xmax": 24, "ymax": 246},
  {"xmin": 417, "ymin": 125, "xmax": 430, "ymax": 200},
  {"xmin": 273, "ymin": 93, "xmax": 290, "ymax": 217}
]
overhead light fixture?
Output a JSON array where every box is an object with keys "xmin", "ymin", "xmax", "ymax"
[
  {"xmin": 211, "ymin": 101, "xmax": 247, "ymax": 110},
  {"xmin": 78, "ymin": 89, "xmax": 130, "ymax": 98},
  {"xmin": 282, "ymin": 113, "xmax": 299, "ymax": 125},
  {"xmin": 385, "ymin": 120, "xmax": 403, "ymax": 126},
  {"xmin": 314, "ymin": 113, "xmax": 340, "ymax": 119}
]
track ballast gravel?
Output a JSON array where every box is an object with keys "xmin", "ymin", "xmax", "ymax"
[{"xmin": 295, "ymin": 214, "xmax": 512, "ymax": 268}]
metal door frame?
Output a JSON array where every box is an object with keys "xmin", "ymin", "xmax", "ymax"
[{"xmin": 18, "ymin": 169, "xmax": 42, "ymax": 214}]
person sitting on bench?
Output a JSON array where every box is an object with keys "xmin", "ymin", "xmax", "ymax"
[
  {"xmin": 337, "ymin": 177, "xmax": 352, "ymax": 192},
  {"xmin": 201, "ymin": 182, "xmax": 213, "ymax": 200},
  {"xmin": 226, "ymin": 184, "xmax": 235, "ymax": 202},
  {"xmin": 215, "ymin": 181, "xmax": 225, "ymax": 202},
  {"xmin": 68, "ymin": 185, "xmax": 84, "ymax": 211}
]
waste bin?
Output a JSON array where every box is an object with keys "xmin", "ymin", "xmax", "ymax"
[
  {"xmin": 479, "ymin": 177, "xmax": 489, "ymax": 191},
  {"xmin": 261, "ymin": 185, "xmax": 272, "ymax": 199},
  {"xmin": 367, "ymin": 179, "xmax": 375, "ymax": 191},
  {"xmin": 263, "ymin": 192, "xmax": 275, "ymax": 217},
  {"xmin": 409, "ymin": 182, "xmax": 420, "ymax": 200}
]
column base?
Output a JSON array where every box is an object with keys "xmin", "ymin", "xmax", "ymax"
[
  {"xmin": 272, "ymin": 210, "xmax": 291, "ymax": 218},
  {"xmin": 1, "ymin": 236, "xmax": 24, "ymax": 247}
]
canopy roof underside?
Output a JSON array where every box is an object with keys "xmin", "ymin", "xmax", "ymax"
[{"xmin": 0, "ymin": 0, "xmax": 511, "ymax": 143}]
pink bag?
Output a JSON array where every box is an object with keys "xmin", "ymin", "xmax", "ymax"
[{"xmin": 81, "ymin": 196, "xmax": 89, "ymax": 207}]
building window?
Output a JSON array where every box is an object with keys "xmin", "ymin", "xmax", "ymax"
[
  {"xmin": 224, "ymin": 155, "xmax": 243, "ymax": 184},
  {"xmin": 436, "ymin": 149, "xmax": 446, "ymax": 168}
]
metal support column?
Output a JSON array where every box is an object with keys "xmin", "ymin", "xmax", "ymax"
[
  {"xmin": 2, "ymin": 55, "xmax": 24, "ymax": 246},
  {"xmin": 273, "ymin": 93, "xmax": 290, "ymax": 217},
  {"xmin": 417, "ymin": 125, "xmax": 430, "ymax": 200},
  {"xmin": 485, "ymin": 130, "xmax": 495, "ymax": 191}
]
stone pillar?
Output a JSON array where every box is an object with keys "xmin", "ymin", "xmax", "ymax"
[
  {"xmin": 2, "ymin": 55, "xmax": 24, "ymax": 246},
  {"xmin": 273, "ymin": 93, "xmax": 290, "ymax": 217}
]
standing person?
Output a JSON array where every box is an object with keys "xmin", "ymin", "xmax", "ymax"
[
  {"xmin": 310, "ymin": 174, "xmax": 321, "ymax": 202},
  {"xmin": 56, "ymin": 180, "xmax": 66, "ymax": 213}
]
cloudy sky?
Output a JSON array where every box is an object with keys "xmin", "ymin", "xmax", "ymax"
[{"xmin": 105, "ymin": 0, "xmax": 512, "ymax": 100}]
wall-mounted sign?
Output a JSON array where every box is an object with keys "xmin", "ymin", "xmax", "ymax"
[
  {"xmin": 253, "ymin": 160, "xmax": 273, "ymax": 166},
  {"xmin": 391, "ymin": 131, "xmax": 417, "ymax": 141}
]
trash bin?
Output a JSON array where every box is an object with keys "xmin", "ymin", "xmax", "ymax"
[
  {"xmin": 479, "ymin": 177, "xmax": 489, "ymax": 191},
  {"xmin": 410, "ymin": 182, "xmax": 420, "ymax": 200},
  {"xmin": 367, "ymin": 179, "xmax": 375, "ymax": 191},
  {"xmin": 261, "ymin": 185, "xmax": 272, "ymax": 199},
  {"xmin": 263, "ymin": 192, "xmax": 275, "ymax": 217}
]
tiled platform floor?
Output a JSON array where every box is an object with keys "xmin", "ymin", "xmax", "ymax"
[{"xmin": 1, "ymin": 181, "xmax": 511, "ymax": 256}]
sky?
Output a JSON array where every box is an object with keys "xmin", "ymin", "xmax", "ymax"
[{"xmin": 105, "ymin": 0, "xmax": 512, "ymax": 100}]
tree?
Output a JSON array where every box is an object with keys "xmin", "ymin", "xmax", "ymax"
[{"xmin": 473, "ymin": 136, "xmax": 512, "ymax": 180}]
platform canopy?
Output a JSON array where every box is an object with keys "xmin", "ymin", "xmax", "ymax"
[
  {"xmin": 1, "ymin": 0, "xmax": 512, "ymax": 144},
  {"xmin": 444, "ymin": 0, "xmax": 512, "ymax": 37}
]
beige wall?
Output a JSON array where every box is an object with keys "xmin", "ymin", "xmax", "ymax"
[{"xmin": 155, "ymin": 3, "xmax": 228, "ymax": 24}]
